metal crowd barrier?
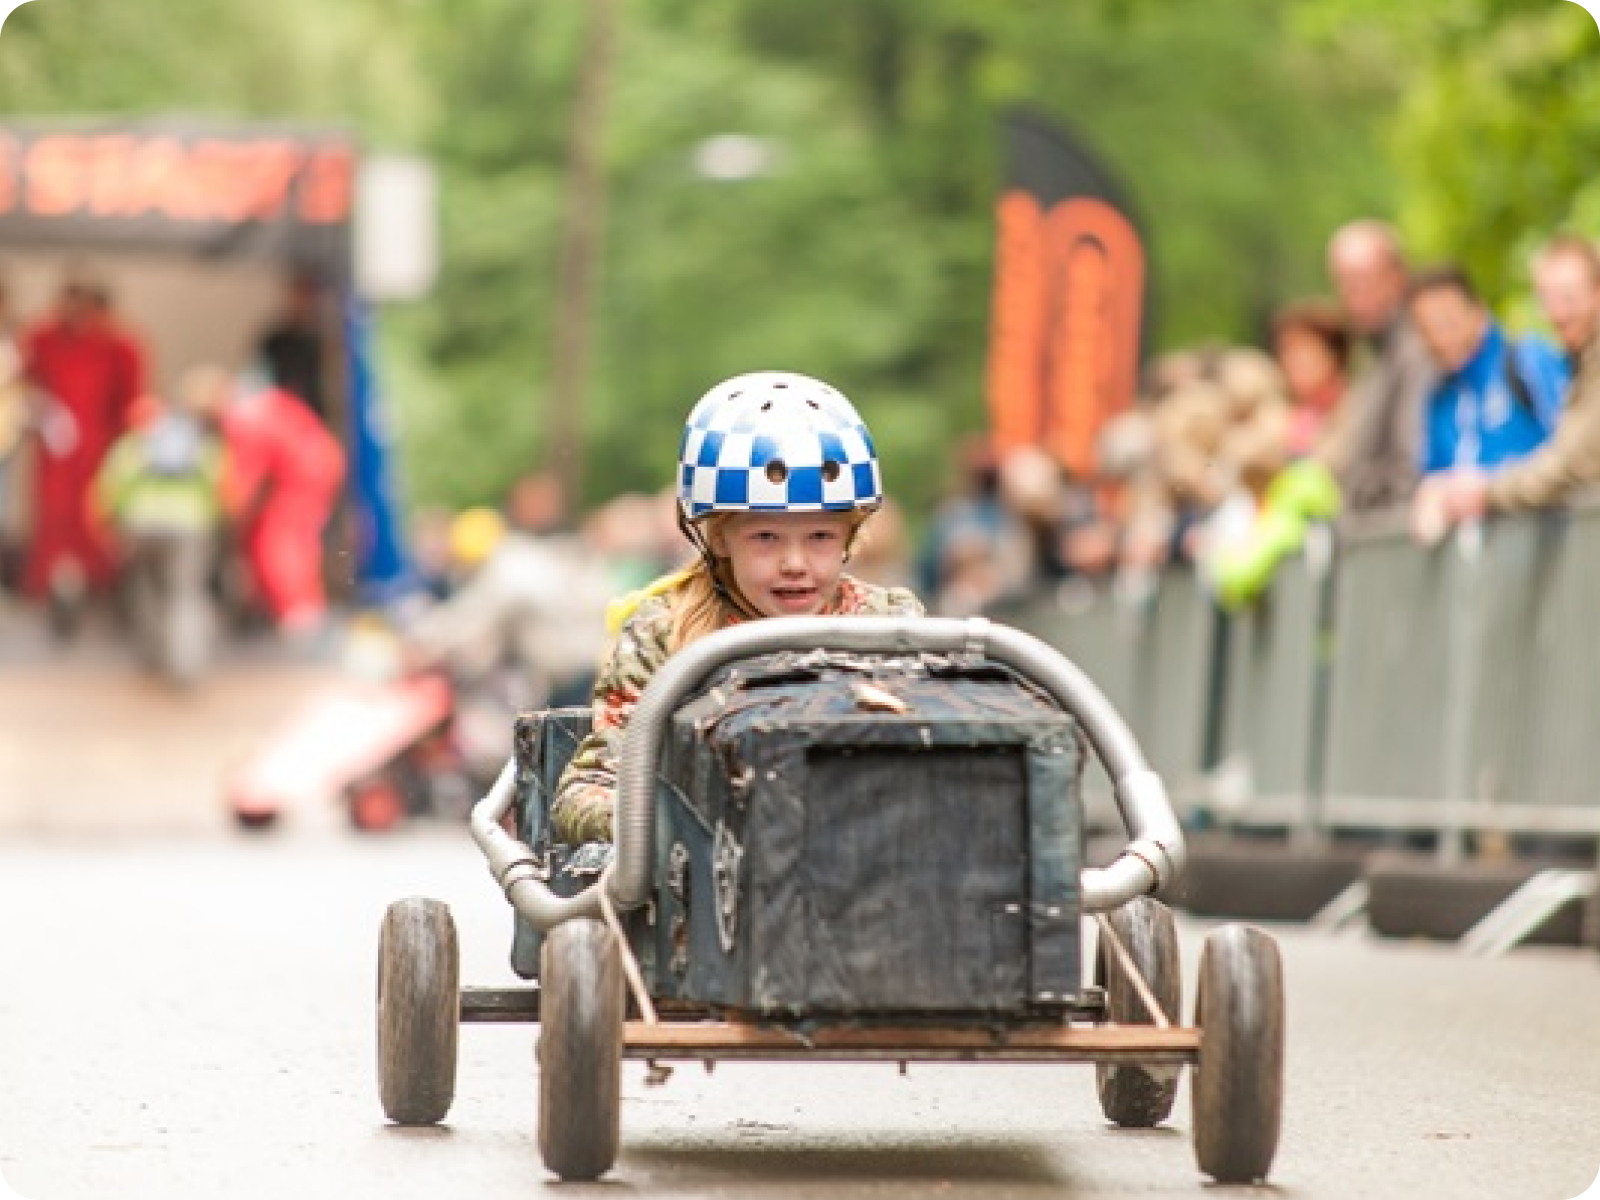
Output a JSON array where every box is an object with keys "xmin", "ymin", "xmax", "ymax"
[
  {"xmin": 1492, "ymin": 505, "xmax": 1600, "ymax": 820},
  {"xmin": 1320, "ymin": 515, "xmax": 1461, "ymax": 827},
  {"xmin": 1127, "ymin": 568, "xmax": 1217, "ymax": 809},
  {"xmin": 1212, "ymin": 533, "xmax": 1330, "ymax": 832},
  {"xmin": 993, "ymin": 569, "xmax": 1219, "ymax": 826},
  {"xmin": 992, "ymin": 499, "xmax": 1600, "ymax": 848},
  {"xmin": 1325, "ymin": 502, "xmax": 1600, "ymax": 842},
  {"xmin": 991, "ymin": 584, "xmax": 1136, "ymax": 828}
]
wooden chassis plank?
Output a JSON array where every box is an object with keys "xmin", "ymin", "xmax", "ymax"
[
  {"xmin": 619, "ymin": 1022, "xmax": 1199, "ymax": 1064},
  {"xmin": 458, "ymin": 988, "xmax": 1178, "ymax": 1064},
  {"xmin": 459, "ymin": 987, "xmax": 730, "ymax": 1024}
]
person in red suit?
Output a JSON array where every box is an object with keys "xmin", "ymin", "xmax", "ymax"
[
  {"xmin": 23, "ymin": 274, "xmax": 145, "ymax": 630},
  {"xmin": 185, "ymin": 367, "xmax": 345, "ymax": 637}
]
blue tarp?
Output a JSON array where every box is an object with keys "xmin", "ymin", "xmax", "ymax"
[{"xmin": 343, "ymin": 297, "xmax": 417, "ymax": 604}]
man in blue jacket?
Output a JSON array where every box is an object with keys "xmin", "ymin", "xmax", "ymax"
[{"xmin": 1408, "ymin": 264, "xmax": 1568, "ymax": 483}]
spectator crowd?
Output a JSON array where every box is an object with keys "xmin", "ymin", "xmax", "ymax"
[
  {"xmin": 9, "ymin": 219, "xmax": 1600, "ymax": 689},
  {"xmin": 916, "ymin": 221, "xmax": 1600, "ymax": 616},
  {"xmin": 0, "ymin": 266, "xmax": 348, "ymax": 660}
]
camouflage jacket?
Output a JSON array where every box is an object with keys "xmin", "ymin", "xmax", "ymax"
[{"xmin": 550, "ymin": 575, "xmax": 925, "ymax": 845}]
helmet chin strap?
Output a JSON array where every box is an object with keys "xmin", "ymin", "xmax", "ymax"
[{"xmin": 677, "ymin": 509, "xmax": 763, "ymax": 622}]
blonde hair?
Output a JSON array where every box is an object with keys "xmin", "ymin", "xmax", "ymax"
[{"xmin": 667, "ymin": 557, "xmax": 730, "ymax": 651}]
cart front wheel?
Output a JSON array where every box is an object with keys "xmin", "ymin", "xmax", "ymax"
[
  {"xmin": 538, "ymin": 917, "xmax": 624, "ymax": 1181},
  {"xmin": 1094, "ymin": 896, "xmax": 1181, "ymax": 1127},
  {"xmin": 1191, "ymin": 923, "xmax": 1284, "ymax": 1183},
  {"xmin": 377, "ymin": 897, "xmax": 460, "ymax": 1125}
]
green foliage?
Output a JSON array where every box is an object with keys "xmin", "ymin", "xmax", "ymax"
[
  {"xmin": 1395, "ymin": 4, "xmax": 1600, "ymax": 308},
  {"xmin": 0, "ymin": 0, "xmax": 426, "ymax": 140},
  {"xmin": 406, "ymin": 0, "xmax": 957, "ymax": 513},
  {"xmin": 32, "ymin": 0, "xmax": 1592, "ymax": 520},
  {"xmin": 590, "ymin": 10, "xmax": 945, "ymax": 508},
  {"xmin": 407, "ymin": 0, "xmax": 1404, "ymax": 514},
  {"xmin": 1301, "ymin": 0, "xmax": 1600, "ymax": 316}
]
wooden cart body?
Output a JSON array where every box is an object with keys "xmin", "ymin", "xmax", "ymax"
[{"xmin": 511, "ymin": 652, "xmax": 1085, "ymax": 1019}]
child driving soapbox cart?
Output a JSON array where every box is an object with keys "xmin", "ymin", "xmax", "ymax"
[{"xmin": 374, "ymin": 616, "xmax": 1285, "ymax": 1184}]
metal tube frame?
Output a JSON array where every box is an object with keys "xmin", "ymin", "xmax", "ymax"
[{"xmin": 471, "ymin": 616, "xmax": 1186, "ymax": 933}]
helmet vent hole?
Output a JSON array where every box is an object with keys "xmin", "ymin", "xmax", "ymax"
[
  {"xmin": 821, "ymin": 459, "xmax": 841, "ymax": 482},
  {"xmin": 806, "ymin": 398, "xmax": 820, "ymax": 409},
  {"xmin": 773, "ymin": 381, "xmax": 788, "ymax": 388},
  {"xmin": 761, "ymin": 400, "xmax": 773, "ymax": 412},
  {"xmin": 766, "ymin": 460, "xmax": 789, "ymax": 484}
]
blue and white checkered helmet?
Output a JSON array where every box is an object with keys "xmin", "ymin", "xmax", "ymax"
[{"xmin": 676, "ymin": 372, "xmax": 883, "ymax": 520}]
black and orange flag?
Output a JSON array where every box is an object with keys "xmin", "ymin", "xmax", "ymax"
[{"xmin": 985, "ymin": 111, "xmax": 1147, "ymax": 482}]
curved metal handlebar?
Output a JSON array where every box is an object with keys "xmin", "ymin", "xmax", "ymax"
[{"xmin": 471, "ymin": 616, "xmax": 1186, "ymax": 932}]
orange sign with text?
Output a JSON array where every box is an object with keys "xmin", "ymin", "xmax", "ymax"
[{"xmin": 0, "ymin": 123, "xmax": 355, "ymax": 274}]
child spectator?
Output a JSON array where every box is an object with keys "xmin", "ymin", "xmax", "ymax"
[
  {"xmin": 1272, "ymin": 299, "xmax": 1351, "ymax": 456},
  {"xmin": 1121, "ymin": 378, "xmax": 1235, "ymax": 571}
]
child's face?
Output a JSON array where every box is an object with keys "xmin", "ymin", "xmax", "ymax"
[{"xmin": 709, "ymin": 511, "xmax": 855, "ymax": 618}]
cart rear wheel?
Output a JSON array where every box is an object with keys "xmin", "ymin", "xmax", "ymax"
[
  {"xmin": 1094, "ymin": 896, "xmax": 1182, "ymax": 1127},
  {"xmin": 1191, "ymin": 923, "xmax": 1284, "ymax": 1183},
  {"xmin": 538, "ymin": 917, "xmax": 624, "ymax": 1181},
  {"xmin": 377, "ymin": 898, "xmax": 459, "ymax": 1125}
]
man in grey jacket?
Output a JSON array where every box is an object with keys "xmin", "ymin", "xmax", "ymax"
[{"xmin": 1317, "ymin": 220, "xmax": 1437, "ymax": 512}]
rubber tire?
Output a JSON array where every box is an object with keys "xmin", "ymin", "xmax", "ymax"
[
  {"xmin": 377, "ymin": 898, "xmax": 460, "ymax": 1125},
  {"xmin": 232, "ymin": 807, "xmax": 278, "ymax": 831},
  {"xmin": 1094, "ymin": 897, "xmax": 1182, "ymax": 1127},
  {"xmin": 158, "ymin": 556, "xmax": 207, "ymax": 688},
  {"xmin": 538, "ymin": 917, "xmax": 624, "ymax": 1181},
  {"xmin": 1191, "ymin": 924, "xmax": 1284, "ymax": 1184},
  {"xmin": 351, "ymin": 778, "xmax": 407, "ymax": 833}
]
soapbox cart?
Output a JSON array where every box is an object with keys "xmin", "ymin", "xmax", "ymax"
[{"xmin": 375, "ymin": 617, "xmax": 1284, "ymax": 1184}]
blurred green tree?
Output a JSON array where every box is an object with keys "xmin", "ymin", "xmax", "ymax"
[
  {"xmin": 408, "ymin": 0, "xmax": 1402, "ymax": 514},
  {"xmin": 0, "ymin": 0, "xmax": 425, "ymax": 139},
  {"xmin": 0, "ymin": 0, "xmax": 1432, "ymax": 519},
  {"xmin": 1300, "ymin": 0, "xmax": 1600, "ymax": 318}
]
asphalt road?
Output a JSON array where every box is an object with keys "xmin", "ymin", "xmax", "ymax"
[{"xmin": 1, "ymin": 649, "xmax": 1598, "ymax": 1200}]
